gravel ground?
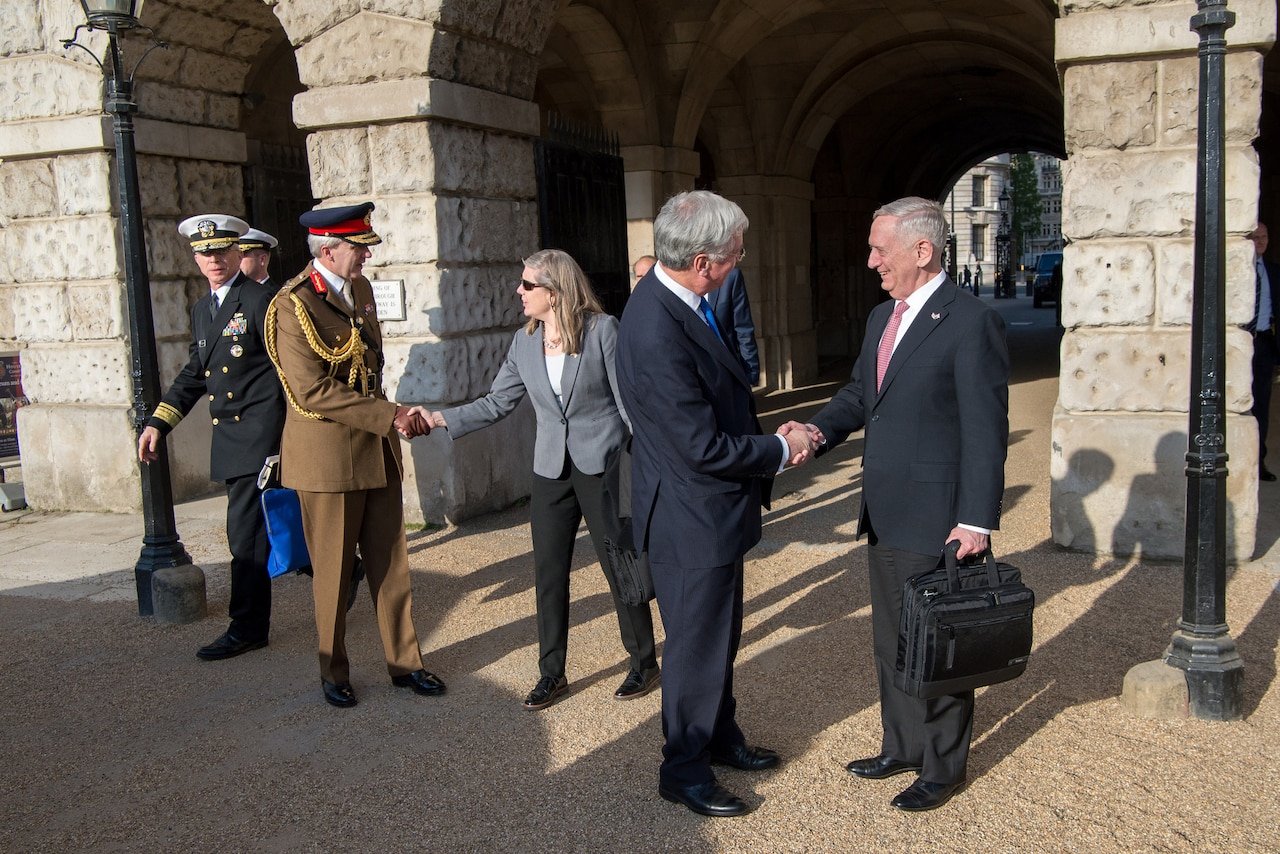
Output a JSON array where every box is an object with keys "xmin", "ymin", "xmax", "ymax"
[{"xmin": 2, "ymin": 302, "xmax": 1278, "ymax": 853}]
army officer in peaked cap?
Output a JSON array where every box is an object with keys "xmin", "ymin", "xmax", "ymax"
[
  {"xmin": 266, "ymin": 201, "xmax": 445, "ymax": 708},
  {"xmin": 139, "ymin": 214, "xmax": 286, "ymax": 661},
  {"xmin": 239, "ymin": 227, "xmax": 279, "ymax": 290}
]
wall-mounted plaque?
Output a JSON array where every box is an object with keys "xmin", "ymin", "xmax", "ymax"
[{"xmin": 370, "ymin": 279, "xmax": 406, "ymax": 321}]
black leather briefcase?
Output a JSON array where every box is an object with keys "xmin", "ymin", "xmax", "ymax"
[
  {"xmin": 599, "ymin": 437, "xmax": 655, "ymax": 606},
  {"xmin": 894, "ymin": 542, "xmax": 1034, "ymax": 699}
]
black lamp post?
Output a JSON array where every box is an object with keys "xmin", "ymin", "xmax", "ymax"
[
  {"xmin": 1165, "ymin": 0, "xmax": 1243, "ymax": 720},
  {"xmin": 996, "ymin": 188, "xmax": 1012, "ymax": 298},
  {"xmin": 63, "ymin": 0, "xmax": 193, "ymax": 617}
]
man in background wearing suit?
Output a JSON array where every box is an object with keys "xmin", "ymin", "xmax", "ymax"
[
  {"xmin": 239, "ymin": 228, "xmax": 278, "ymax": 290},
  {"xmin": 786, "ymin": 196, "xmax": 1009, "ymax": 811},
  {"xmin": 267, "ymin": 202, "xmax": 444, "ymax": 709},
  {"xmin": 705, "ymin": 268, "xmax": 761, "ymax": 385},
  {"xmin": 1249, "ymin": 223, "xmax": 1279, "ymax": 482},
  {"xmin": 138, "ymin": 214, "xmax": 285, "ymax": 661},
  {"xmin": 617, "ymin": 191, "xmax": 814, "ymax": 817}
]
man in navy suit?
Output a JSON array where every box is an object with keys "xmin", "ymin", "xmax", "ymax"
[
  {"xmin": 786, "ymin": 196, "xmax": 1009, "ymax": 812},
  {"xmin": 139, "ymin": 214, "xmax": 285, "ymax": 660},
  {"xmin": 705, "ymin": 268, "xmax": 761, "ymax": 385},
  {"xmin": 617, "ymin": 191, "xmax": 814, "ymax": 817},
  {"xmin": 1249, "ymin": 223, "xmax": 1279, "ymax": 482}
]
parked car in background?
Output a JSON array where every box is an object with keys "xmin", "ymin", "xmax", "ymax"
[{"xmin": 1032, "ymin": 251, "xmax": 1063, "ymax": 308}]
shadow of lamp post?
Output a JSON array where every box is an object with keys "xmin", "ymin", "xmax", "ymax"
[{"xmin": 62, "ymin": 1, "xmax": 198, "ymax": 618}]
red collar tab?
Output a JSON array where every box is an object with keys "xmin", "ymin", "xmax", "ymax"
[{"xmin": 309, "ymin": 271, "xmax": 327, "ymax": 294}]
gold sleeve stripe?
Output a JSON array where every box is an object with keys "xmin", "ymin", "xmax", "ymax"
[{"xmin": 152, "ymin": 402, "xmax": 183, "ymax": 429}]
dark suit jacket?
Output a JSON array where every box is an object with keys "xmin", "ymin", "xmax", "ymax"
[
  {"xmin": 440, "ymin": 313, "xmax": 629, "ymax": 478},
  {"xmin": 147, "ymin": 272, "xmax": 284, "ymax": 482},
  {"xmin": 810, "ymin": 279, "xmax": 1009, "ymax": 555},
  {"xmin": 616, "ymin": 273, "xmax": 782, "ymax": 569},
  {"xmin": 1258, "ymin": 258, "xmax": 1280, "ymax": 330},
  {"xmin": 705, "ymin": 269, "xmax": 760, "ymax": 384}
]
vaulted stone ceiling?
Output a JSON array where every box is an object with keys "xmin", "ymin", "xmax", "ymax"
[{"xmin": 538, "ymin": 0, "xmax": 1063, "ymax": 197}]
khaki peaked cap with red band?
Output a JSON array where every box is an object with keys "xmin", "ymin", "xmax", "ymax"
[{"xmin": 299, "ymin": 202, "xmax": 382, "ymax": 246}]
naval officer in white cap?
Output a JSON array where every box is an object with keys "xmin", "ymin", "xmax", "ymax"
[{"xmin": 139, "ymin": 214, "xmax": 286, "ymax": 661}]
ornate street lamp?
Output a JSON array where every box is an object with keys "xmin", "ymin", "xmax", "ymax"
[
  {"xmin": 1165, "ymin": 0, "xmax": 1243, "ymax": 720},
  {"xmin": 63, "ymin": 1, "xmax": 195, "ymax": 617},
  {"xmin": 996, "ymin": 187, "xmax": 1012, "ymax": 298}
]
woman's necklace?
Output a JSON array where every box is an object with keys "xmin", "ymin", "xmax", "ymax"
[{"xmin": 544, "ymin": 328, "xmax": 562, "ymax": 350}]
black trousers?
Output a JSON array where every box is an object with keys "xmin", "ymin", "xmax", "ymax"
[
  {"xmin": 529, "ymin": 460, "xmax": 657, "ymax": 679},
  {"xmin": 225, "ymin": 473, "xmax": 272, "ymax": 641},
  {"xmin": 867, "ymin": 541, "xmax": 974, "ymax": 786},
  {"xmin": 650, "ymin": 556, "xmax": 745, "ymax": 788},
  {"xmin": 1252, "ymin": 329, "xmax": 1278, "ymax": 465}
]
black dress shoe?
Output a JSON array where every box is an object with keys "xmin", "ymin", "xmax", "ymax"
[
  {"xmin": 614, "ymin": 666, "xmax": 660, "ymax": 700},
  {"xmin": 522, "ymin": 674, "xmax": 568, "ymax": 710},
  {"xmin": 1261, "ymin": 465, "xmax": 1277, "ymax": 482},
  {"xmin": 392, "ymin": 669, "xmax": 446, "ymax": 696},
  {"xmin": 196, "ymin": 631, "xmax": 267, "ymax": 661},
  {"xmin": 711, "ymin": 744, "xmax": 780, "ymax": 771},
  {"xmin": 658, "ymin": 781, "xmax": 749, "ymax": 817},
  {"xmin": 845, "ymin": 754, "xmax": 922, "ymax": 780},
  {"xmin": 890, "ymin": 779, "xmax": 966, "ymax": 812},
  {"xmin": 322, "ymin": 680, "xmax": 358, "ymax": 708}
]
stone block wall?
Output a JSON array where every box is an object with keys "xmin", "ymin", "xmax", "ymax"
[
  {"xmin": 1052, "ymin": 0, "xmax": 1274, "ymax": 559},
  {"xmin": 287, "ymin": 0, "xmax": 550, "ymax": 524}
]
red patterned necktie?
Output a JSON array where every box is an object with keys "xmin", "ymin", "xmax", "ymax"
[{"xmin": 876, "ymin": 301, "xmax": 909, "ymax": 391}]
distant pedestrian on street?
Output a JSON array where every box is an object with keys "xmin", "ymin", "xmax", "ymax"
[
  {"xmin": 962, "ymin": 264, "xmax": 972, "ymax": 292},
  {"xmin": 1249, "ymin": 222, "xmax": 1279, "ymax": 482},
  {"xmin": 138, "ymin": 214, "xmax": 285, "ymax": 661}
]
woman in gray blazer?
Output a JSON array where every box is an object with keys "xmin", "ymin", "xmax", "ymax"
[{"xmin": 430, "ymin": 249, "xmax": 659, "ymax": 710}]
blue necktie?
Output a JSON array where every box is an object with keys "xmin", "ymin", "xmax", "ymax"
[{"xmin": 698, "ymin": 297, "xmax": 725, "ymax": 344}]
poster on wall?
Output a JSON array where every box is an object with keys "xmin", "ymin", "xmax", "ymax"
[{"xmin": 0, "ymin": 353, "xmax": 26, "ymax": 460}]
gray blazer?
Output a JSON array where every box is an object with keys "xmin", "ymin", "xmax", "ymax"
[{"xmin": 440, "ymin": 312, "xmax": 631, "ymax": 478}]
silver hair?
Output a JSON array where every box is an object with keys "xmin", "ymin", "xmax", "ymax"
[
  {"xmin": 306, "ymin": 234, "xmax": 344, "ymax": 259},
  {"xmin": 873, "ymin": 197, "xmax": 948, "ymax": 253},
  {"xmin": 653, "ymin": 191, "xmax": 749, "ymax": 270}
]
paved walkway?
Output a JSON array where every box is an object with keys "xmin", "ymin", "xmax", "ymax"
[{"xmin": 2, "ymin": 298, "xmax": 1278, "ymax": 853}]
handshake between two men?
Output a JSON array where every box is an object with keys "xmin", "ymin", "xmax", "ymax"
[
  {"xmin": 776, "ymin": 421, "xmax": 825, "ymax": 468},
  {"xmin": 393, "ymin": 409, "xmax": 826, "ymax": 470}
]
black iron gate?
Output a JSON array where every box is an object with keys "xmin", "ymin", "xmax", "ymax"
[
  {"xmin": 243, "ymin": 141, "xmax": 317, "ymax": 281},
  {"xmin": 534, "ymin": 114, "xmax": 630, "ymax": 317}
]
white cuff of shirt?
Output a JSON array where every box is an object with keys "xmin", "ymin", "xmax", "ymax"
[
  {"xmin": 958, "ymin": 522, "xmax": 991, "ymax": 536},
  {"xmin": 775, "ymin": 434, "xmax": 790, "ymax": 473}
]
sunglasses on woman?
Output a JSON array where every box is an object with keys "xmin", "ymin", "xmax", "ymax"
[{"xmin": 519, "ymin": 279, "xmax": 545, "ymax": 292}]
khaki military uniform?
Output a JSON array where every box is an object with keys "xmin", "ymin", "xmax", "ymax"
[{"xmin": 267, "ymin": 262, "xmax": 423, "ymax": 684}]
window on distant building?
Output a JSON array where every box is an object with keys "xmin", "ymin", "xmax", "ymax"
[
  {"xmin": 972, "ymin": 176, "xmax": 986, "ymax": 208},
  {"xmin": 971, "ymin": 224, "xmax": 986, "ymax": 261}
]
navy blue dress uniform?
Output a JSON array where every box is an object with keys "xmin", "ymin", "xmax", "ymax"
[
  {"xmin": 266, "ymin": 202, "xmax": 445, "ymax": 708},
  {"xmin": 145, "ymin": 214, "xmax": 285, "ymax": 658}
]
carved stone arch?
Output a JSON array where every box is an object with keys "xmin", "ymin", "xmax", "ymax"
[
  {"xmin": 669, "ymin": 0, "xmax": 815, "ymax": 150},
  {"xmin": 539, "ymin": 0, "xmax": 660, "ymax": 144},
  {"xmin": 780, "ymin": 34, "xmax": 1062, "ymax": 182}
]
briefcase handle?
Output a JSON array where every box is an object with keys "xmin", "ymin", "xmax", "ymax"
[{"xmin": 941, "ymin": 539, "xmax": 1002, "ymax": 592}]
